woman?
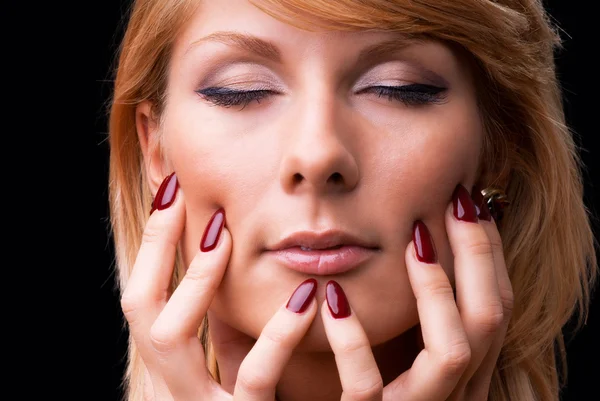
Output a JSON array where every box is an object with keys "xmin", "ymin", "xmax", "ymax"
[{"xmin": 107, "ymin": 0, "xmax": 597, "ymax": 400}]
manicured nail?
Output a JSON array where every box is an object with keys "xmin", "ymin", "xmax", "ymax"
[
  {"xmin": 150, "ymin": 173, "xmax": 178, "ymax": 214},
  {"xmin": 471, "ymin": 188, "xmax": 492, "ymax": 221},
  {"xmin": 326, "ymin": 280, "xmax": 351, "ymax": 319},
  {"xmin": 452, "ymin": 184, "xmax": 478, "ymax": 222},
  {"xmin": 413, "ymin": 220, "xmax": 437, "ymax": 263},
  {"xmin": 286, "ymin": 278, "xmax": 317, "ymax": 313},
  {"xmin": 200, "ymin": 208, "xmax": 225, "ymax": 252}
]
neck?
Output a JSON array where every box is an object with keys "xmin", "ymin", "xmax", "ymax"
[{"xmin": 275, "ymin": 325, "xmax": 422, "ymax": 401}]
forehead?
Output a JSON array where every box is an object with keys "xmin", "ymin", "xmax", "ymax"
[
  {"xmin": 174, "ymin": 0, "xmax": 411, "ymax": 59},
  {"xmin": 168, "ymin": 0, "xmax": 473, "ymax": 91}
]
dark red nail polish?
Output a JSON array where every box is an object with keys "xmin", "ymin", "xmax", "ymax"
[
  {"xmin": 200, "ymin": 208, "xmax": 225, "ymax": 252},
  {"xmin": 452, "ymin": 184, "xmax": 478, "ymax": 223},
  {"xmin": 326, "ymin": 280, "xmax": 351, "ymax": 319},
  {"xmin": 286, "ymin": 278, "xmax": 317, "ymax": 313},
  {"xmin": 413, "ymin": 221, "xmax": 437, "ymax": 264},
  {"xmin": 151, "ymin": 173, "xmax": 178, "ymax": 214},
  {"xmin": 471, "ymin": 188, "xmax": 492, "ymax": 221}
]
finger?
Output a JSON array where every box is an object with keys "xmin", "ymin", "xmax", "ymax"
[
  {"xmin": 385, "ymin": 221, "xmax": 470, "ymax": 401},
  {"xmin": 234, "ymin": 278, "xmax": 318, "ymax": 401},
  {"xmin": 321, "ymin": 281, "xmax": 383, "ymax": 401},
  {"xmin": 445, "ymin": 185, "xmax": 504, "ymax": 394},
  {"xmin": 121, "ymin": 173, "xmax": 183, "ymax": 331},
  {"xmin": 463, "ymin": 198, "xmax": 513, "ymax": 399},
  {"xmin": 119, "ymin": 173, "xmax": 184, "ymax": 396},
  {"xmin": 150, "ymin": 209, "xmax": 232, "ymax": 400},
  {"xmin": 208, "ymin": 310, "xmax": 257, "ymax": 394}
]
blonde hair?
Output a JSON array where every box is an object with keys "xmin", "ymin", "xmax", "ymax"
[{"xmin": 107, "ymin": 0, "xmax": 597, "ymax": 400}]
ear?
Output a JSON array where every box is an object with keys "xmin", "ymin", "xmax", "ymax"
[{"xmin": 136, "ymin": 101, "xmax": 166, "ymax": 195}]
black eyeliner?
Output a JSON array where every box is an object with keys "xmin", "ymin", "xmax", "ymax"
[
  {"xmin": 359, "ymin": 83, "xmax": 448, "ymax": 105},
  {"xmin": 196, "ymin": 87, "xmax": 272, "ymax": 108}
]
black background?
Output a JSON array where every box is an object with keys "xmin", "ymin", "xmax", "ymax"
[{"xmin": 93, "ymin": 1, "xmax": 599, "ymax": 400}]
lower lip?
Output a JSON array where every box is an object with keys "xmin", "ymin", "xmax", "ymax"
[{"xmin": 266, "ymin": 246, "xmax": 377, "ymax": 275}]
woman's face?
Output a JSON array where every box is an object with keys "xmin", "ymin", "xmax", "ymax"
[{"xmin": 153, "ymin": 0, "xmax": 482, "ymax": 350}]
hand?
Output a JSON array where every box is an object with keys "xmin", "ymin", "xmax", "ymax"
[
  {"xmin": 320, "ymin": 184, "xmax": 514, "ymax": 401},
  {"xmin": 120, "ymin": 175, "xmax": 319, "ymax": 400}
]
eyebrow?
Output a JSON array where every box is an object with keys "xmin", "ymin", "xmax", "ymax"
[
  {"xmin": 186, "ymin": 31, "xmax": 282, "ymax": 62},
  {"xmin": 186, "ymin": 31, "xmax": 419, "ymax": 65},
  {"xmin": 357, "ymin": 37, "xmax": 419, "ymax": 65}
]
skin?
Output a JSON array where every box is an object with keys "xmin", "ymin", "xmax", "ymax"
[{"xmin": 126, "ymin": 0, "xmax": 513, "ymax": 400}]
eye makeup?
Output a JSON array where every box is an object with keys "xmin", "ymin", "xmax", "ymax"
[
  {"xmin": 192, "ymin": 40, "xmax": 450, "ymax": 110},
  {"xmin": 196, "ymin": 83, "xmax": 447, "ymax": 109}
]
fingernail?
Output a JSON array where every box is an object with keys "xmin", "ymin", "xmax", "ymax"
[
  {"xmin": 452, "ymin": 184, "xmax": 478, "ymax": 223},
  {"xmin": 471, "ymin": 187, "xmax": 492, "ymax": 221},
  {"xmin": 150, "ymin": 173, "xmax": 178, "ymax": 214},
  {"xmin": 413, "ymin": 221, "xmax": 437, "ymax": 263},
  {"xmin": 326, "ymin": 280, "xmax": 351, "ymax": 319},
  {"xmin": 200, "ymin": 208, "xmax": 226, "ymax": 252},
  {"xmin": 286, "ymin": 278, "xmax": 317, "ymax": 313}
]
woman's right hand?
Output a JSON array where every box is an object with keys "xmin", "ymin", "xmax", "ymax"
[{"xmin": 120, "ymin": 174, "xmax": 318, "ymax": 400}]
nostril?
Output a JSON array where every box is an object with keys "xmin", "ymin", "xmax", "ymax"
[
  {"xmin": 292, "ymin": 173, "xmax": 303, "ymax": 185},
  {"xmin": 329, "ymin": 172, "xmax": 343, "ymax": 184}
]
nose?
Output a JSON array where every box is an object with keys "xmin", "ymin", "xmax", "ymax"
[{"xmin": 279, "ymin": 97, "xmax": 359, "ymax": 195}]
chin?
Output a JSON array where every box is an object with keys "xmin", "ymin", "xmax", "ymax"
[
  {"xmin": 211, "ymin": 260, "xmax": 421, "ymax": 353},
  {"xmin": 294, "ymin": 301, "xmax": 420, "ymax": 352}
]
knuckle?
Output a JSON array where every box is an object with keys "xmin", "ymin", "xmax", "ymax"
[
  {"xmin": 141, "ymin": 224, "xmax": 163, "ymax": 245},
  {"xmin": 141, "ymin": 218, "xmax": 180, "ymax": 256},
  {"xmin": 120, "ymin": 288, "xmax": 166, "ymax": 325},
  {"xmin": 339, "ymin": 338, "xmax": 370, "ymax": 356},
  {"xmin": 237, "ymin": 366, "xmax": 273, "ymax": 395},
  {"xmin": 436, "ymin": 341, "xmax": 471, "ymax": 377},
  {"xmin": 489, "ymin": 237, "xmax": 504, "ymax": 255},
  {"xmin": 346, "ymin": 371, "xmax": 383, "ymax": 401},
  {"xmin": 262, "ymin": 325, "xmax": 293, "ymax": 350},
  {"xmin": 119, "ymin": 294, "xmax": 138, "ymax": 319},
  {"xmin": 469, "ymin": 302, "xmax": 505, "ymax": 334},
  {"xmin": 149, "ymin": 323, "xmax": 180, "ymax": 355},
  {"xmin": 499, "ymin": 286, "xmax": 515, "ymax": 318},
  {"xmin": 420, "ymin": 280, "xmax": 455, "ymax": 299},
  {"xmin": 120, "ymin": 293, "xmax": 148, "ymax": 323},
  {"xmin": 183, "ymin": 266, "xmax": 218, "ymax": 291},
  {"xmin": 464, "ymin": 238, "xmax": 494, "ymax": 258},
  {"xmin": 141, "ymin": 221, "xmax": 179, "ymax": 251}
]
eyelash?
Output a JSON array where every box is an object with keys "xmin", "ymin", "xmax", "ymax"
[
  {"xmin": 196, "ymin": 84, "xmax": 447, "ymax": 109},
  {"xmin": 196, "ymin": 87, "xmax": 272, "ymax": 109},
  {"xmin": 359, "ymin": 84, "xmax": 447, "ymax": 106}
]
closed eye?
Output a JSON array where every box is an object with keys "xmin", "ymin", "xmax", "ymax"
[
  {"xmin": 196, "ymin": 83, "xmax": 447, "ymax": 109},
  {"xmin": 196, "ymin": 87, "xmax": 275, "ymax": 109},
  {"xmin": 357, "ymin": 84, "xmax": 447, "ymax": 106}
]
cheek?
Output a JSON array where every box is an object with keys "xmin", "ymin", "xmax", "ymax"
[
  {"xmin": 161, "ymin": 102, "xmax": 280, "ymax": 264},
  {"xmin": 365, "ymin": 99, "xmax": 482, "ymax": 279},
  {"xmin": 364, "ymin": 97, "xmax": 482, "ymax": 213},
  {"xmin": 412, "ymin": 105, "xmax": 482, "ymax": 282}
]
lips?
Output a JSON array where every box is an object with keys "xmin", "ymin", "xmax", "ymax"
[
  {"xmin": 268, "ymin": 230, "xmax": 377, "ymax": 251},
  {"xmin": 265, "ymin": 230, "xmax": 379, "ymax": 275}
]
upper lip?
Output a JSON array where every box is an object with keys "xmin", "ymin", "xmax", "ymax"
[{"xmin": 267, "ymin": 230, "xmax": 379, "ymax": 251}]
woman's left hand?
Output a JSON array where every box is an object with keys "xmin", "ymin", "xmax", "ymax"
[{"xmin": 321, "ymin": 185, "xmax": 514, "ymax": 401}]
